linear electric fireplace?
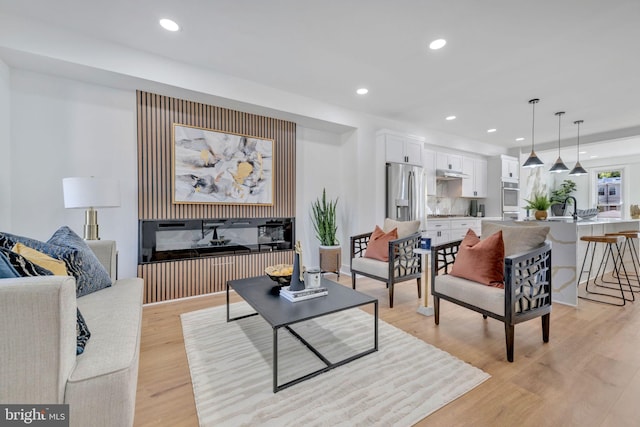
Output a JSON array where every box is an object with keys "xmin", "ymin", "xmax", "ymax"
[{"xmin": 139, "ymin": 217, "xmax": 295, "ymax": 264}]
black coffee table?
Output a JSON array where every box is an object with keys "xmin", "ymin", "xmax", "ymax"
[{"xmin": 227, "ymin": 275, "xmax": 378, "ymax": 393}]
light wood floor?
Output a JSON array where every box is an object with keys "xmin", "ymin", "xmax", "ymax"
[{"xmin": 134, "ymin": 275, "xmax": 640, "ymax": 427}]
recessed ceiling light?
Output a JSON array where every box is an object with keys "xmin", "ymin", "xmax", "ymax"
[
  {"xmin": 445, "ymin": 115, "xmax": 456, "ymax": 121},
  {"xmin": 356, "ymin": 88, "xmax": 368, "ymax": 95},
  {"xmin": 159, "ymin": 18, "xmax": 180, "ymax": 32},
  {"xmin": 579, "ymin": 151, "xmax": 587, "ymax": 154},
  {"xmin": 429, "ymin": 39, "xmax": 447, "ymax": 50},
  {"xmin": 487, "ymin": 128, "xmax": 497, "ymax": 133},
  {"xmin": 515, "ymin": 137, "xmax": 525, "ymax": 141},
  {"xmin": 590, "ymin": 155, "xmax": 598, "ymax": 158}
]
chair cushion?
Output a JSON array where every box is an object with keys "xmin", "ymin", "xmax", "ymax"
[
  {"xmin": 481, "ymin": 222, "xmax": 549, "ymax": 257},
  {"xmin": 434, "ymin": 274, "xmax": 505, "ymax": 316},
  {"xmin": 383, "ymin": 218, "xmax": 420, "ymax": 239},
  {"xmin": 364, "ymin": 226, "xmax": 398, "ymax": 262},
  {"xmin": 352, "ymin": 256, "xmax": 389, "ymax": 279},
  {"xmin": 450, "ymin": 229, "xmax": 505, "ymax": 287}
]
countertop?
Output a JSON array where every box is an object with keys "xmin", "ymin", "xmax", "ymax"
[
  {"xmin": 518, "ymin": 217, "xmax": 640, "ymax": 226},
  {"xmin": 426, "ymin": 216, "xmax": 502, "ymax": 220}
]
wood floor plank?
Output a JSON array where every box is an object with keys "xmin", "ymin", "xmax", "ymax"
[{"xmin": 134, "ymin": 274, "xmax": 640, "ymax": 426}]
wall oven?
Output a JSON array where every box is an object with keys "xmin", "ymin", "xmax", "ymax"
[{"xmin": 502, "ymin": 181, "xmax": 520, "ymax": 217}]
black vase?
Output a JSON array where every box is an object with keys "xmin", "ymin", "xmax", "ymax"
[
  {"xmin": 551, "ymin": 203, "xmax": 566, "ymax": 216},
  {"xmin": 289, "ymin": 252, "xmax": 305, "ymax": 291}
]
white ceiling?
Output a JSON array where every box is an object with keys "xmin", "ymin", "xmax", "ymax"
[{"xmin": 1, "ymin": 0, "xmax": 640, "ymax": 152}]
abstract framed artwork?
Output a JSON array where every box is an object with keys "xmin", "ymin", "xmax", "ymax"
[{"xmin": 172, "ymin": 123, "xmax": 274, "ymax": 205}]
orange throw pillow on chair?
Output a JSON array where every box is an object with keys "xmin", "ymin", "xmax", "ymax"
[
  {"xmin": 450, "ymin": 229, "xmax": 505, "ymax": 288},
  {"xmin": 364, "ymin": 226, "xmax": 398, "ymax": 262}
]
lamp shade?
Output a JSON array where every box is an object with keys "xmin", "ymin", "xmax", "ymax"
[{"xmin": 62, "ymin": 177, "xmax": 120, "ymax": 208}]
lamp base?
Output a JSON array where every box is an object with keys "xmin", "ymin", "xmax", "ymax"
[{"xmin": 84, "ymin": 208, "xmax": 100, "ymax": 240}]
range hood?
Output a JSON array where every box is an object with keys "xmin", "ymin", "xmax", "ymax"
[{"xmin": 436, "ymin": 169, "xmax": 469, "ymax": 180}]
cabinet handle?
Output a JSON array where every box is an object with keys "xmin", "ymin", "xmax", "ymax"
[
  {"xmin": 509, "ymin": 172, "xmax": 512, "ymax": 177},
  {"xmin": 448, "ymin": 163, "xmax": 452, "ymax": 169},
  {"xmin": 437, "ymin": 231, "xmax": 441, "ymax": 237}
]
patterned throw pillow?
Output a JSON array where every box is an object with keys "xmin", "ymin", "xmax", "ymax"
[
  {"xmin": 0, "ymin": 247, "xmax": 54, "ymax": 276},
  {"xmin": 1, "ymin": 229, "xmax": 112, "ymax": 297},
  {"xmin": 0, "ymin": 243, "xmax": 91, "ymax": 354},
  {"xmin": 0, "ymin": 251, "xmax": 20, "ymax": 278},
  {"xmin": 47, "ymin": 227, "xmax": 113, "ymax": 297}
]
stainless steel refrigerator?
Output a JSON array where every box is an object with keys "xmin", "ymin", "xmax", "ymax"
[{"xmin": 386, "ymin": 162, "xmax": 425, "ymax": 225}]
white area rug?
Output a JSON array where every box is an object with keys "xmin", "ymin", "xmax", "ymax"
[{"xmin": 181, "ymin": 302, "xmax": 490, "ymax": 427}]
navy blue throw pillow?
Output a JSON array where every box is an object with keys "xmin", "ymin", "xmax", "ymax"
[{"xmin": 47, "ymin": 227, "xmax": 112, "ymax": 297}]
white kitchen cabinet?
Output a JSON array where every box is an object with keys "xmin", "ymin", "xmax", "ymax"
[
  {"xmin": 436, "ymin": 152, "xmax": 463, "ymax": 172},
  {"xmin": 461, "ymin": 157, "xmax": 488, "ymax": 198},
  {"xmin": 501, "ymin": 155, "xmax": 520, "ymax": 181},
  {"xmin": 383, "ymin": 133, "xmax": 423, "ymax": 166},
  {"xmin": 425, "ymin": 220, "xmax": 452, "ymax": 246},
  {"xmin": 425, "ymin": 218, "xmax": 481, "ymax": 246},
  {"xmin": 450, "ymin": 218, "xmax": 481, "ymax": 238},
  {"xmin": 424, "ymin": 149, "xmax": 436, "ymax": 196}
]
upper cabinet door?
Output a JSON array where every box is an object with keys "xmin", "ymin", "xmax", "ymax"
[
  {"xmin": 384, "ymin": 134, "xmax": 407, "ymax": 164},
  {"xmin": 404, "ymin": 139, "xmax": 423, "ymax": 166},
  {"xmin": 384, "ymin": 133, "xmax": 423, "ymax": 166},
  {"xmin": 475, "ymin": 158, "xmax": 488, "ymax": 197},
  {"xmin": 461, "ymin": 157, "xmax": 475, "ymax": 197},
  {"xmin": 436, "ymin": 152, "xmax": 463, "ymax": 171},
  {"xmin": 501, "ymin": 156, "xmax": 520, "ymax": 181},
  {"xmin": 425, "ymin": 150, "xmax": 436, "ymax": 196}
]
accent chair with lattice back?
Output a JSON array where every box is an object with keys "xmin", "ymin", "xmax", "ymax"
[
  {"xmin": 431, "ymin": 222, "xmax": 552, "ymax": 362},
  {"xmin": 350, "ymin": 218, "xmax": 422, "ymax": 308}
]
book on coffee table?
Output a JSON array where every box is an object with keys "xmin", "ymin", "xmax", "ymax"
[{"xmin": 280, "ymin": 286, "xmax": 328, "ymax": 302}]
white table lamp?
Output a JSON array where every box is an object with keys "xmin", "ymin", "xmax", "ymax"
[{"xmin": 63, "ymin": 177, "xmax": 120, "ymax": 240}]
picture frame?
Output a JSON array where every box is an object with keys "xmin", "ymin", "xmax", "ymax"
[{"xmin": 172, "ymin": 123, "xmax": 274, "ymax": 205}]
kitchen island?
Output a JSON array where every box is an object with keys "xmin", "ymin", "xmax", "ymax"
[{"xmin": 484, "ymin": 218, "xmax": 640, "ymax": 306}]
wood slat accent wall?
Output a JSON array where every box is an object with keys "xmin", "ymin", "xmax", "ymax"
[
  {"xmin": 136, "ymin": 91, "xmax": 296, "ymax": 303},
  {"xmin": 137, "ymin": 251, "xmax": 292, "ymax": 303}
]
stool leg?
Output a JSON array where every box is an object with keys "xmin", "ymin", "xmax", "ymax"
[
  {"xmin": 579, "ymin": 241, "xmax": 627, "ymax": 306},
  {"xmin": 594, "ymin": 241, "xmax": 636, "ymax": 301}
]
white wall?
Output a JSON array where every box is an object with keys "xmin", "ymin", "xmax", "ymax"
[
  {"xmin": 9, "ymin": 70, "xmax": 138, "ymax": 277},
  {"xmin": 295, "ymin": 126, "xmax": 345, "ymax": 268},
  {"xmin": 0, "ymin": 59, "xmax": 10, "ymax": 230}
]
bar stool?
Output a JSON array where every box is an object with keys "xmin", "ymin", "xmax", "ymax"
[
  {"xmin": 577, "ymin": 235, "xmax": 634, "ymax": 306},
  {"xmin": 604, "ymin": 231, "xmax": 640, "ymax": 291}
]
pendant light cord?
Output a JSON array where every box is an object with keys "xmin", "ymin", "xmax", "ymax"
[
  {"xmin": 531, "ymin": 102, "xmax": 536, "ymax": 152},
  {"xmin": 528, "ymin": 98, "xmax": 540, "ymax": 152}
]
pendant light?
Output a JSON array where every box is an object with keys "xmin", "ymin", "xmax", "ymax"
[
  {"xmin": 569, "ymin": 120, "xmax": 588, "ymax": 176},
  {"xmin": 549, "ymin": 111, "xmax": 569, "ymax": 173},
  {"xmin": 522, "ymin": 98, "xmax": 544, "ymax": 168}
]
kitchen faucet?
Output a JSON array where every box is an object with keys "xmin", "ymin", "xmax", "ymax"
[{"xmin": 564, "ymin": 196, "xmax": 578, "ymax": 221}]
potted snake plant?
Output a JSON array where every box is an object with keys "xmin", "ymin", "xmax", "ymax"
[{"xmin": 311, "ymin": 188, "xmax": 341, "ymax": 277}]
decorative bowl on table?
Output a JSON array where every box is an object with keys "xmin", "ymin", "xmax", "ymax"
[
  {"xmin": 576, "ymin": 208, "xmax": 598, "ymax": 220},
  {"xmin": 265, "ymin": 264, "xmax": 294, "ymax": 294}
]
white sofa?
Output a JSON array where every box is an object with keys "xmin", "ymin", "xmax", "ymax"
[{"xmin": 0, "ymin": 240, "xmax": 143, "ymax": 427}]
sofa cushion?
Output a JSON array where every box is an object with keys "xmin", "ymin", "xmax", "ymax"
[
  {"xmin": 47, "ymin": 227, "xmax": 112, "ymax": 297},
  {"xmin": 12, "ymin": 243, "xmax": 69, "ymax": 276},
  {"xmin": 481, "ymin": 222, "xmax": 549, "ymax": 257},
  {"xmin": 364, "ymin": 226, "xmax": 398, "ymax": 262},
  {"xmin": 450, "ymin": 229, "xmax": 505, "ymax": 287},
  {"xmin": 383, "ymin": 218, "xmax": 420, "ymax": 239}
]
